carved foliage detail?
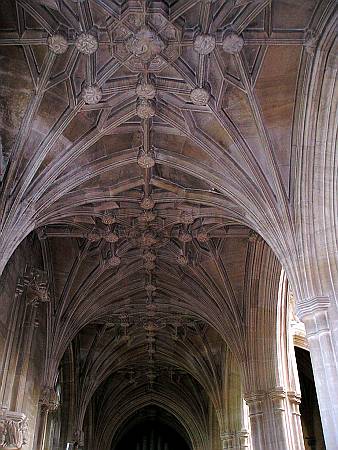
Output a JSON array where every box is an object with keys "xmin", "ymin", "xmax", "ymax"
[
  {"xmin": 47, "ymin": 34, "xmax": 68, "ymax": 54},
  {"xmin": 193, "ymin": 34, "xmax": 216, "ymax": 55},
  {"xmin": 22, "ymin": 266, "xmax": 50, "ymax": 306},
  {"xmin": 126, "ymin": 27, "xmax": 165, "ymax": 63},
  {"xmin": 190, "ymin": 87, "xmax": 210, "ymax": 106},
  {"xmin": 75, "ymin": 33, "xmax": 98, "ymax": 54},
  {"xmin": 0, "ymin": 411, "xmax": 28, "ymax": 449},
  {"xmin": 222, "ymin": 31, "xmax": 244, "ymax": 54},
  {"xmin": 39, "ymin": 387, "xmax": 59, "ymax": 412},
  {"xmin": 136, "ymin": 99, "xmax": 156, "ymax": 119},
  {"xmin": 82, "ymin": 85, "xmax": 102, "ymax": 104}
]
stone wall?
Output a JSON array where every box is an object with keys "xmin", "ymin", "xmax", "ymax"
[{"xmin": 0, "ymin": 233, "xmax": 47, "ymax": 450}]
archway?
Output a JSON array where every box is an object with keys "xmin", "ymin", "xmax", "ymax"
[
  {"xmin": 0, "ymin": 1, "xmax": 336, "ymax": 449},
  {"xmin": 113, "ymin": 406, "xmax": 191, "ymax": 450}
]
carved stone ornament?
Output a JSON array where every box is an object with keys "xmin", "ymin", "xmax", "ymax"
[
  {"xmin": 193, "ymin": 34, "xmax": 216, "ymax": 55},
  {"xmin": 112, "ymin": 11, "xmax": 181, "ymax": 73},
  {"xmin": 144, "ymin": 261, "xmax": 156, "ymax": 271},
  {"xmin": 73, "ymin": 429, "xmax": 84, "ymax": 446},
  {"xmin": 23, "ymin": 266, "xmax": 50, "ymax": 305},
  {"xmin": 126, "ymin": 27, "xmax": 165, "ymax": 63},
  {"xmin": 190, "ymin": 87, "xmax": 210, "ymax": 106},
  {"xmin": 222, "ymin": 31, "xmax": 244, "ymax": 54},
  {"xmin": 140, "ymin": 195, "xmax": 155, "ymax": 210},
  {"xmin": 304, "ymin": 29, "xmax": 317, "ymax": 55},
  {"xmin": 221, "ymin": 430, "xmax": 249, "ymax": 449},
  {"xmin": 143, "ymin": 252, "xmax": 156, "ymax": 263},
  {"xmin": 136, "ymin": 99, "xmax": 156, "ymax": 119},
  {"xmin": 36, "ymin": 227, "xmax": 48, "ymax": 240},
  {"xmin": 248, "ymin": 230, "xmax": 259, "ymax": 242},
  {"xmin": 143, "ymin": 320, "xmax": 159, "ymax": 332},
  {"xmin": 103, "ymin": 232, "xmax": 119, "ymax": 243},
  {"xmin": 39, "ymin": 387, "xmax": 59, "ymax": 412},
  {"xmin": 102, "ymin": 211, "xmax": 116, "ymax": 225},
  {"xmin": 136, "ymin": 82, "xmax": 157, "ymax": 100},
  {"xmin": 140, "ymin": 232, "xmax": 157, "ymax": 247},
  {"xmin": 47, "ymin": 34, "xmax": 68, "ymax": 54},
  {"xmin": 106, "ymin": 255, "xmax": 121, "ymax": 267},
  {"xmin": 177, "ymin": 255, "xmax": 188, "ymax": 265},
  {"xmin": 145, "ymin": 283, "xmax": 157, "ymax": 294},
  {"xmin": 75, "ymin": 33, "xmax": 98, "ymax": 54},
  {"xmin": 146, "ymin": 302, "xmax": 157, "ymax": 317},
  {"xmin": 180, "ymin": 211, "xmax": 195, "ymax": 225},
  {"xmin": 82, "ymin": 84, "xmax": 102, "ymax": 104},
  {"xmin": 138, "ymin": 211, "xmax": 156, "ymax": 223},
  {"xmin": 87, "ymin": 230, "xmax": 101, "ymax": 242},
  {"xmin": 196, "ymin": 231, "xmax": 209, "ymax": 243},
  {"xmin": 179, "ymin": 231, "xmax": 193, "ymax": 243},
  {"xmin": 0, "ymin": 410, "xmax": 28, "ymax": 449},
  {"xmin": 137, "ymin": 148, "xmax": 155, "ymax": 168}
]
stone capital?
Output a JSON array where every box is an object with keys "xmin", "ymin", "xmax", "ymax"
[
  {"xmin": 220, "ymin": 431, "xmax": 235, "ymax": 439},
  {"xmin": 269, "ymin": 387, "xmax": 287, "ymax": 412},
  {"xmin": 39, "ymin": 387, "xmax": 59, "ymax": 412},
  {"xmin": 243, "ymin": 392, "xmax": 265, "ymax": 416},
  {"xmin": 296, "ymin": 296, "xmax": 330, "ymax": 319},
  {"xmin": 220, "ymin": 431, "xmax": 236, "ymax": 449},
  {"xmin": 296, "ymin": 296, "xmax": 331, "ymax": 337},
  {"xmin": 238, "ymin": 429, "xmax": 250, "ymax": 448},
  {"xmin": 0, "ymin": 409, "xmax": 28, "ymax": 449},
  {"xmin": 23, "ymin": 265, "xmax": 50, "ymax": 306},
  {"xmin": 220, "ymin": 430, "xmax": 250, "ymax": 449},
  {"xmin": 73, "ymin": 429, "xmax": 84, "ymax": 446},
  {"xmin": 287, "ymin": 391, "xmax": 302, "ymax": 415}
]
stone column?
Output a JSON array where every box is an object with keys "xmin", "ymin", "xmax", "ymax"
[
  {"xmin": 221, "ymin": 430, "xmax": 249, "ymax": 449},
  {"xmin": 0, "ymin": 266, "xmax": 50, "ymax": 450},
  {"xmin": 244, "ymin": 394, "xmax": 266, "ymax": 450},
  {"xmin": 35, "ymin": 404, "xmax": 49, "ymax": 450},
  {"xmin": 72, "ymin": 429, "xmax": 84, "ymax": 449},
  {"xmin": 221, "ymin": 432, "xmax": 236, "ymax": 449},
  {"xmin": 287, "ymin": 392, "xmax": 304, "ymax": 450},
  {"xmin": 297, "ymin": 297, "xmax": 338, "ymax": 450},
  {"xmin": 150, "ymin": 429, "xmax": 155, "ymax": 450},
  {"xmin": 268, "ymin": 388, "xmax": 289, "ymax": 450},
  {"xmin": 0, "ymin": 281, "xmax": 25, "ymax": 408},
  {"xmin": 0, "ymin": 266, "xmax": 50, "ymax": 410},
  {"xmin": 0, "ymin": 408, "xmax": 28, "ymax": 449},
  {"xmin": 245, "ymin": 388, "xmax": 303, "ymax": 450},
  {"xmin": 35, "ymin": 387, "xmax": 59, "ymax": 450},
  {"xmin": 238, "ymin": 430, "xmax": 250, "ymax": 449},
  {"xmin": 142, "ymin": 434, "xmax": 147, "ymax": 450}
]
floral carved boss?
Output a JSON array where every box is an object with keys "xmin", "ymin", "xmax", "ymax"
[{"xmin": 112, "ymin": 11, "xmax": 182, "ymax": 73}]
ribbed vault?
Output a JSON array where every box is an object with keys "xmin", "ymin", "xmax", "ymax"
[
  {"xmin": 0, "ymin": 0, "xmax": 335, "ymax": 302},
  {"xmin": 0, "ymin": 1, "xmax": 336, "ymax": 449}
]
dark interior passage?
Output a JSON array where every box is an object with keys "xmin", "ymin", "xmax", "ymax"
[
  {"xmin": 113, "ymin": 406, "xmax": 191, "ymax": 450},
  {"xmin": 295, "ymin": 347, "xmax": 326, "ymax": 450}
]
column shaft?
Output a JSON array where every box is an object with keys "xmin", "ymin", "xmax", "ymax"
[
  {"xmin": 298, "ymin": 298, "xmax": 338, "ymax": 449},
  {"xmin": 288, "ymin": 392, "xmax": 305, "ymax": 450},
  {"xmin": 35, "ymin": 405, "xmax": 49, "ymax": 450},
  {"xmin": 245, "ymin": 389, "xmax": 305, "ymax": 450},
  {"xmin": 221, "ymin": 430, "xmax": 249, "ymax": 449}
]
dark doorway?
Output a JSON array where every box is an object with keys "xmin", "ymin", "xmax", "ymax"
[
  {"xmin": 295, "ymin": 347, "xmax": 326, "ymax": 450},
  {"xmin": 113, "ymin": 406, "xmax": 191, "ymax": 450}
]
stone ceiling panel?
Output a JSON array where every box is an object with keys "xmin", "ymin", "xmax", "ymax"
[{"xmin": 0, "ymin": 2, "xmax": 332, "ymax": 441}]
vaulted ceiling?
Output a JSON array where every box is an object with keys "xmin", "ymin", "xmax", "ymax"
[
  {"xmin": 0, "ymin": 0, "xmax": 322, "ymax": 240},
  {"xmin": 0, "ymin": 0, "xmax": 332, "ymax": 448}
]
